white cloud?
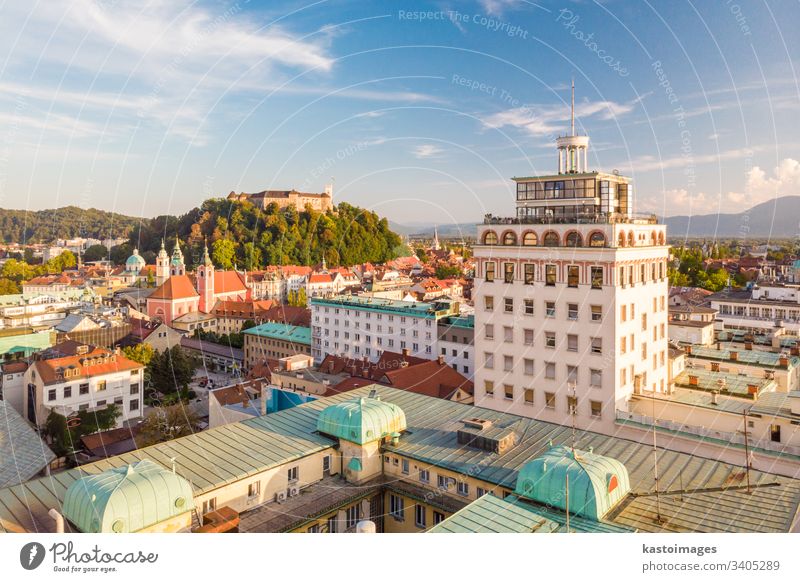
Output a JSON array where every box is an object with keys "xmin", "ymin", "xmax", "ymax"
[
  {"xmin": 479, "ymin": 0, "xmax": 521, "ymax": 15},
  {"xmin": 413, "ymin": 144, "xmax": 444, "ymax": 159},
  {"xmin": 742, "ymin": 158, "xmax": 800, "ymax": 202},
  {"xmin": 481, "ymin": 96, "xmax": 641, "ymax": 137}
]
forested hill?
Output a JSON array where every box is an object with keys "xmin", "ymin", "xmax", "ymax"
[
  {"xmin": 0, "ymin": 206, "xmax": 141, "ymax": 243},
  {"xmin": 127, "ymin": 199, "xmax": 406, "ymax": 269}
]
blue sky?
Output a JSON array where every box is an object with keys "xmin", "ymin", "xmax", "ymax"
[{"xmin": 0, "ymin": 0, "xmax": 798, "ymax": 226}]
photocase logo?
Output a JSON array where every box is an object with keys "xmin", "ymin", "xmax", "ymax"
[{"xmin": 19, "ymin": 542, "xmax": 46, "ymax": 570}]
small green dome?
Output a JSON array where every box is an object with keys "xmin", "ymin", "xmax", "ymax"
[
  {"xmin": 514, "ymin": 445, "xmax": 630, "ymax": 521},
  {"xmin": 63, "ymin": 459, "xmax": 194, "ymax": 533},
  {"xmin": 125, "ymin": 249, "xmax": 145, "ymax": 272},
  {"xmin": 316, "ymin": 395, "xmax": 406, "ymax": 445}
]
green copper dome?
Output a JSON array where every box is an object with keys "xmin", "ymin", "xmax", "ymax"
[
  {"xmin": 514, "ymin": 445, "xmax": 630, "ymax": 521},
  {"xmin": 63, "ymin": 459, "xmax": 194, "ymax": 533},
  {"xmin": 125, "ymin": 249, "xmax": 145, "ymax": 272},
  {"xmin": 316, "ymin": 395, "xmax": 406, "ymax": 445}
]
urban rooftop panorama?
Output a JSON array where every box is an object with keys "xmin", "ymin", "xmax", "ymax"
[{"xmin": 0, "ymin": 1, "xmax": 798, "ymax": 579}]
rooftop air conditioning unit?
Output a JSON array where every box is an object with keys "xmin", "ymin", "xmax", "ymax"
[
  {"xmin": 289, "ymin": 485, "xmax": 300, "ymax": 497},
  {"xmin": 275, "ymin": 490, "xmax": 287, "ymax": 503}
]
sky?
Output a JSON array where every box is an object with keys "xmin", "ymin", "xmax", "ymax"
[{"xmin": 0, "ymin": 0, "xmax": 798, "ymax": 227}]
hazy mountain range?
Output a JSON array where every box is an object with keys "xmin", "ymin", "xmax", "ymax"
[{"xmin": 393, "ymin": 196, "xmax": 800, "ymax": 239}]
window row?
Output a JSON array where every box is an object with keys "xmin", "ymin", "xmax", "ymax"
[
  {"xmin": 484, "ymin": 263, "xmax": 604, "ymax": 288},
  {"xmin": 483, "ymin": 382, "xmax": 604, "ymax": 418},
  {"xmin": 483, "ymin": 299, "xmax": 604, "ymax": 322}
]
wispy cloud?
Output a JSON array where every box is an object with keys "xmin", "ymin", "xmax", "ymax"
[{"xmin": 413, "ymin": 144, "xmax": 444, "ymax": 159}]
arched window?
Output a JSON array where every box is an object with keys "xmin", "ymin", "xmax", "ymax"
[
  {"xmin": 627, "ymin": 232, "xmax": 635, "ymax": 247},
  {"xmin": 543, "ymin": 232, "xmax": 560, "ymax": 247},
  {"xmin": 618, "ymin": 232, "xmax": 626, "ymax": 247},
  {"xmin": 522, "ymin": 231, "xmax": 538, "ymax": 246},
  {"xmin": 650, "ymin": 231, "xmax": 657, "ymax": 245},
  {"xmin": 483, "ymin": 231, "xmax": 498, "ymax": 245},
  {"xmin": 589, "ymin": 232, "xmax": 606, "ymax": 247},
  {"xmin": 658, "ymin": 232, "xmax": 666, "ymax": 245},
  {"xmin": 565, "ymin": 232, "xmax": 583, "ymax": 247},
  {"xmin": 502, "ymin": 231, "xmax": 518, "ymax": 246}
]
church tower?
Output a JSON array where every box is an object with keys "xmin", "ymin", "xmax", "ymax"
[
  {"xmin": 197, "ymin": 239, "xmax": 215, "ymax": 313},
  {"xmin": 170, "ymin": 237, "xmax": 185, "ymax": 276},
  {"xmin": 155, "ymin": 239, "xmax": 170, "ymax": 286}
]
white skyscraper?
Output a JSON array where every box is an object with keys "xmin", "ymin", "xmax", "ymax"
[{"xmin": 473, "ymin": 85, "xmax": 670, "ymax": 435}]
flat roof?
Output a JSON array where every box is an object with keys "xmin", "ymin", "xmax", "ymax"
[
  {"xmin": 0, "ymin": 402, "xmax": 55, "ymax": 491},
  {"xmin": 311, "ymin": 295, "xmax": 449, "ymax": 319},
  {"xmin": 242, "ymin": 322, "xmax": 312, "ymax": 345},
  {"xmin": 689, "ymin": 345, "xmax": 800, "ymax": 368},
  {"xmin": 674, "ymin": 369, "xmax": 775, "ymax": 399}
]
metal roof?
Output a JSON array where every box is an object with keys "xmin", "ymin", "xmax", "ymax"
[
  {"xmin": 0, "ymin": 401, "xmax": 55, "ymax": 490},
  {"xmin": 310, "ymin": 295, "xmax": 450, "ymax": 319},
  {"xmin": 63, "ymin": 459, "xmax": 193, "ymax": 533},
  {"xmin": 316, "ymin": 396, "xmax": 406, "ymax": 445},
  {"xmin": 689, "ymin": 345, "xmax": 800, "ymax": 368},
  {"xmin": 242, "ymin": 322, "xmax": 312, "ymax": 345},
  {"xmin": 428, "ymin": 492, "xmax": 559, "ymax": 533}
]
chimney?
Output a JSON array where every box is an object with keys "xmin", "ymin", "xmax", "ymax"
[
  {"xmin": 779, "ymin": 354, "xmax": 789, "ymax": 368},
  {"xmin": 684, "ymin": 345, "xmax": 692, "ymax": 355},
  {"xmin": 402, "ymin": 348, "xmax": 410, "ymax": 357},
  {"xmin": 748, "ymin": 384, "xmax": 758, "ymax": 399},
  {"xmin": 711, "ymin": 391, "xmax": 718, "ymax": 405},
  {"xmin": 745, "ymin": 341, "xmax": 753, "ymax": 351},
  {"xmin": 688, "ymin": 374, "xmax": 699, "ymax": 386},
  {"xmin": 730, "ymin": 351, "xmax": 738, "ymax": 361},
  {"xmin": 437, "ymin": 354, "xmax": 445, "ymax": 365}
]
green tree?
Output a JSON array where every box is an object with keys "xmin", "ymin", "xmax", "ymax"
[
  {"xmin": 0, "ymin": 278, "xmax": 20, "ymax": 294},
  {"xmin": 109, "ymin": 244, "xmax": 132, "ymax": 265},
  {"xmin": 243, "ymin": 242, "xmax": 262, "ymax": 271},
  {"xmin": 140, "ymin": 404, "xmax": 201, "ymax": 446},
  {"xmin": 148, "ymin": 346, "xmax": 196, "ymax": 394},
  {"xmin": 435, "ymin": 265, "xmax": 462, "ymax": 279},
  {"xmin": 211, "ymin": 238, "xmax": 237, "ymax": 270},
  {"xmin": 83, "ymin": 244, "xmax": 108, "ymax": 262},
  {"xmin": 45, "ymin": 410, "xmax": 73, "ymax": 456},
  {"xmin": 122, "ymin": 343, "xmax": 155, "ymax": 366}
]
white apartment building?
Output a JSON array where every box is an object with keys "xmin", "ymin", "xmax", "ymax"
[
  {"xmin": 310, "ymin": 296, "xmax": 460, "ymax": 363},
  {"xmin": 23, "ymin": 345, "xmax": 144, "ymax": 427},
  {"xmin": 473, "ymin": 99, "xmax": 670, "ymax": 435},
  {"xmin": 0, "ymin": 289, "xmax": 98, "ymax": 329},
  {"xmin": 437, "ymin": 315, "xmax": 474, "ymax": 379},
  {"xmin": 711, "ymin": 284, "xmax": 800, "ymax": 335}
]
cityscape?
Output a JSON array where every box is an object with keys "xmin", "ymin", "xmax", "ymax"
[{"xmin": 0, "ymin": 1, "xmax": 799, "ymax": 579}]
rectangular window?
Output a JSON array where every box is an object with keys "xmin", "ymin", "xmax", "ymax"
[
  {"xmin": 590, "ymin": 369, "xmax": 602, "ymax": 388},
  {"xmin": 524, "ymin": 264, "xmax": 535, "ymax": 285},
  {"xmin": 545, "ymin": 392, "xmax": 556, "ymax": 409},
  {"xmin": 545, "ymin": 332, "xmax": 556, "ymax": 348},
  {"xmin": 402, "ymin": 459, "xmax": 409, "ymax": 474},
  {"xmin": 641, "ymin": 342, "xmax": 648, "ymax": 360},
  {"xmin": 545, "ymin": 362, "xmax": 556, "ymax": 379},
  {"xmin": 503, "ymin": 356, "xmax": 513, "ymax": 372},
  {"xmin": 545, "ymin": 265, "xmax": 556, "ymax": 286},
  {"xmin": 591, "ymin": 305, "xmax": 602, "ymax": 322},
  {"xmin": 567, "ymin": 365, "xmax": 578, "ymax": 384},
  {"xmin": 621, "ymin": 305, "xmax": 627, "ymax": 322},
  {"xmin": 524, "ymin": 358, "xmax": 534, "ymax": 375},
  {"xmin": 288, "ymin": 466, "xmax": 299, "ymax": 482},
  {"xmin": 390, "ymin": 494, "xmax": 405, "ymax": 520},
  {"xmin": 567, "ymin": 395, "xmax": 578, "ymax": 414},
  {"xmin": 591, "ymin": 266, "xmax": 603, "ymax": 289},
  {"xmin": 415, "ymin": 504, "xmax": 427, "ymax": 528},
  {"xmin": 307, "ymin": 524, "xmax": 320, "ymax": 533},
  {"xmin": 63, "ymin": 386, "xmax": 72, "ymax": 399},
  {"xmin": 420, "ymin": 469, "xmax": 430, "ymax": 483},
  {"xmin": 546, "ymin": 301, "xmax": 556, "ymax": 318},
  {"xmin": 523, "ymin": 329, "xmax": 534, "ymax": 346},
  {"xmin": 484, "ymin": 380, "xmax": 494, "ymax": 396},
  {"xmin": 504, "ymin": 298, "xmax": 514, "ymax": 313},
  {"xmin": 524, "ymin": 299, "xmax": 534, "ymax": 315},
  {"xmin": 503, "ymin": 326, "xmax": 513, "ymax": 343},
  {"xmin": 504, "ymin": 262, "xmax": 515, "ymax": 283},
  {"xmin": 485, "ymin": 323, "xmax": 494, "ymax": 339},
  {"xmin": 48, "ymin": 389, "xmax": 56, "ymax": 401},
  {"xmin": 484, "ymin": 352, "xmax": 494, "ymax": 369},
  {"xmin": 438, "ymin": 475, "xmax": 451, "ymax": 490},
  {"xmin": 642, "ymin": 313, "xmax": 648, "ymax": 332},
  {"xmin": 130, "ymin": 384, "xmax": 139, "ymax": 395},
  {"xmin": 568, "ymin": 303, "xmax": 578, "ymax": 320},
  {"xmin": 79, "ymin": 383, "xmax": 89, "ymax": 395},
  {"xmin": 567, "ymin": 334, "xmax": 578, "ymax": 352},
  {"xmin": 433, "ymin": 511, "xmax": 445, "ymax": 525},
  {"xmin": 248, "ymin": 481, "xmax": 261, "ymax": 498},
  {"xmin": 590, "ymin": 400, "xmax": 602, "ymax": 418},
  {"xmin": 97, "ymin": 381, "xmax": 107, "ymax": 392},
  {"xmin": 771, "ymin": 424, "xmax": 781, "ymax": 443},
  {"xmin": 457, "ymin": 481, "xmax": 469, "ymax": 496},
  {"xmin": 567, "ymin": 265, "xmax": 579, "ymax": 288},
  {"xmin": 484, "ymin": 295, "xmax": 494, "ymax": 311},
  {"xmin": 485, "ymin": 262, "xmax": 495, "ymax": 282},
  {"xmin": 129, "ymin": 400, "xmax": 139, "ymax": 412},
  {"xmin": 524, "ymin": 389, "xmax": 534, "ymax": 404},
  {"xmin": 504, "ymin": 384, "xmax": 514, "ymax": 400},
  {"xmin": 591, "ymin": 338, "xmax": 602, "ymax": 354}
]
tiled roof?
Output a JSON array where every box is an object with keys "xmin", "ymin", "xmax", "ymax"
[
  {"xmin": 33, "ymin": 347, "xmax": 143, "ymax": 386},
  {"xmin": 213, "ymin": 271, "xmax": 248, "ymax": 295},
  {"xmin": 149, "ymin": 275, "xmax": 198, "ymax": 300}
]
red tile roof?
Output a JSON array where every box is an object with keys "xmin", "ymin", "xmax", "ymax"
[
  {"xmin": 214, "ymin": 271, "xmax": 248, "ymax": 294},
  {"xmin": 149, "ymin": 275, "xmax": 198, "ymax": 300},
  {"xmin": 33, "ymin": 347, "xmax": 143, "ymax": 385}
]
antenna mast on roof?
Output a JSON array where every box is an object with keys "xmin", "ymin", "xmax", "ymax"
[
  {"xmin": 569, "ymin": 381, "xmax": 577, "ymax": 454},
  {"xmin": 652, "ymin": 388, "xmax": 664, "ymax": 524},
  {"xmin": 571, "ymin": 78, "xmax": 575, "ymax": 137}
]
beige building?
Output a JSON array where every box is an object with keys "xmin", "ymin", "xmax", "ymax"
[{"xmin": 227, "ymin": 185, "xmax": 333, "ymax": 213}]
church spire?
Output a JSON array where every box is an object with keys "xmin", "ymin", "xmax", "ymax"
[{"xmin": 201, "ymin": 237, "xmax": 213, "ymax": 266}]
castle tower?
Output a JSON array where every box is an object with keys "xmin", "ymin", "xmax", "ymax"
[
  {"xmin": 155, "ymin": 239, "xmax": 170, "ymax": 286},
  {"xmin": 197, "ymin": 239, "xmax": 215, "ymax": 313},
  {"xmin": 170, "ymin": 237, "xmax": 185, "ymax": 277}
]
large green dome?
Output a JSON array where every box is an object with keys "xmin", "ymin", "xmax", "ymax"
[
  {"xmin": 63, "ymin": 459, "xmax": 194, "ymax": 533},
  {"xmin": 514, "ymin": 445, "xmax": 630, "ymax": 521},
  {"xmin": 316, "ymin": 395, "xmax": 406, "ymax": 445}
]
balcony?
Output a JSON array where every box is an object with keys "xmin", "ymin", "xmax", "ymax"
[{"xmin": 482, "ymin": 212, "xmax": 658, "ymax": 226}]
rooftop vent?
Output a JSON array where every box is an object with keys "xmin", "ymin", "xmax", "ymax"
[{"xmin": 457, "ymin": 419, "xmax": 519, "ymax": 456}]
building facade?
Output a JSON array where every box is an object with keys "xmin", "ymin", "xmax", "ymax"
[
  {"xmin": 473, "ymin": 102, "xmax": 670, "ymax": 435},
  {"xmin": 310, "ymin": 296, "xmax": 460, "ymax": 364}
]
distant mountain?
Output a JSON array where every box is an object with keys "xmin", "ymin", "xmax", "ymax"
[
  {"xmin": 390, "ymin": 221, "xmax": 478, "ymax": 238},
  {"xmin": 0, "ymin": 206, "xmax": 141, "ymax": 243},
  {"xmin": 664, "ymin": 196, "xmax": 800, "ymax": 238}
]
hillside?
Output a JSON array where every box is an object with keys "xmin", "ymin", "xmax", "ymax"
[
  {"xmin": 126, "ymin": 198, "xmax": 404, "ymax": 268},
  {"xmin": 0, "ymin": 206, "xmax": 142, "ymax": 243},
  {"xmin": 665, "ymin": 196, "xmax": 800, "ymax": 238}
]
